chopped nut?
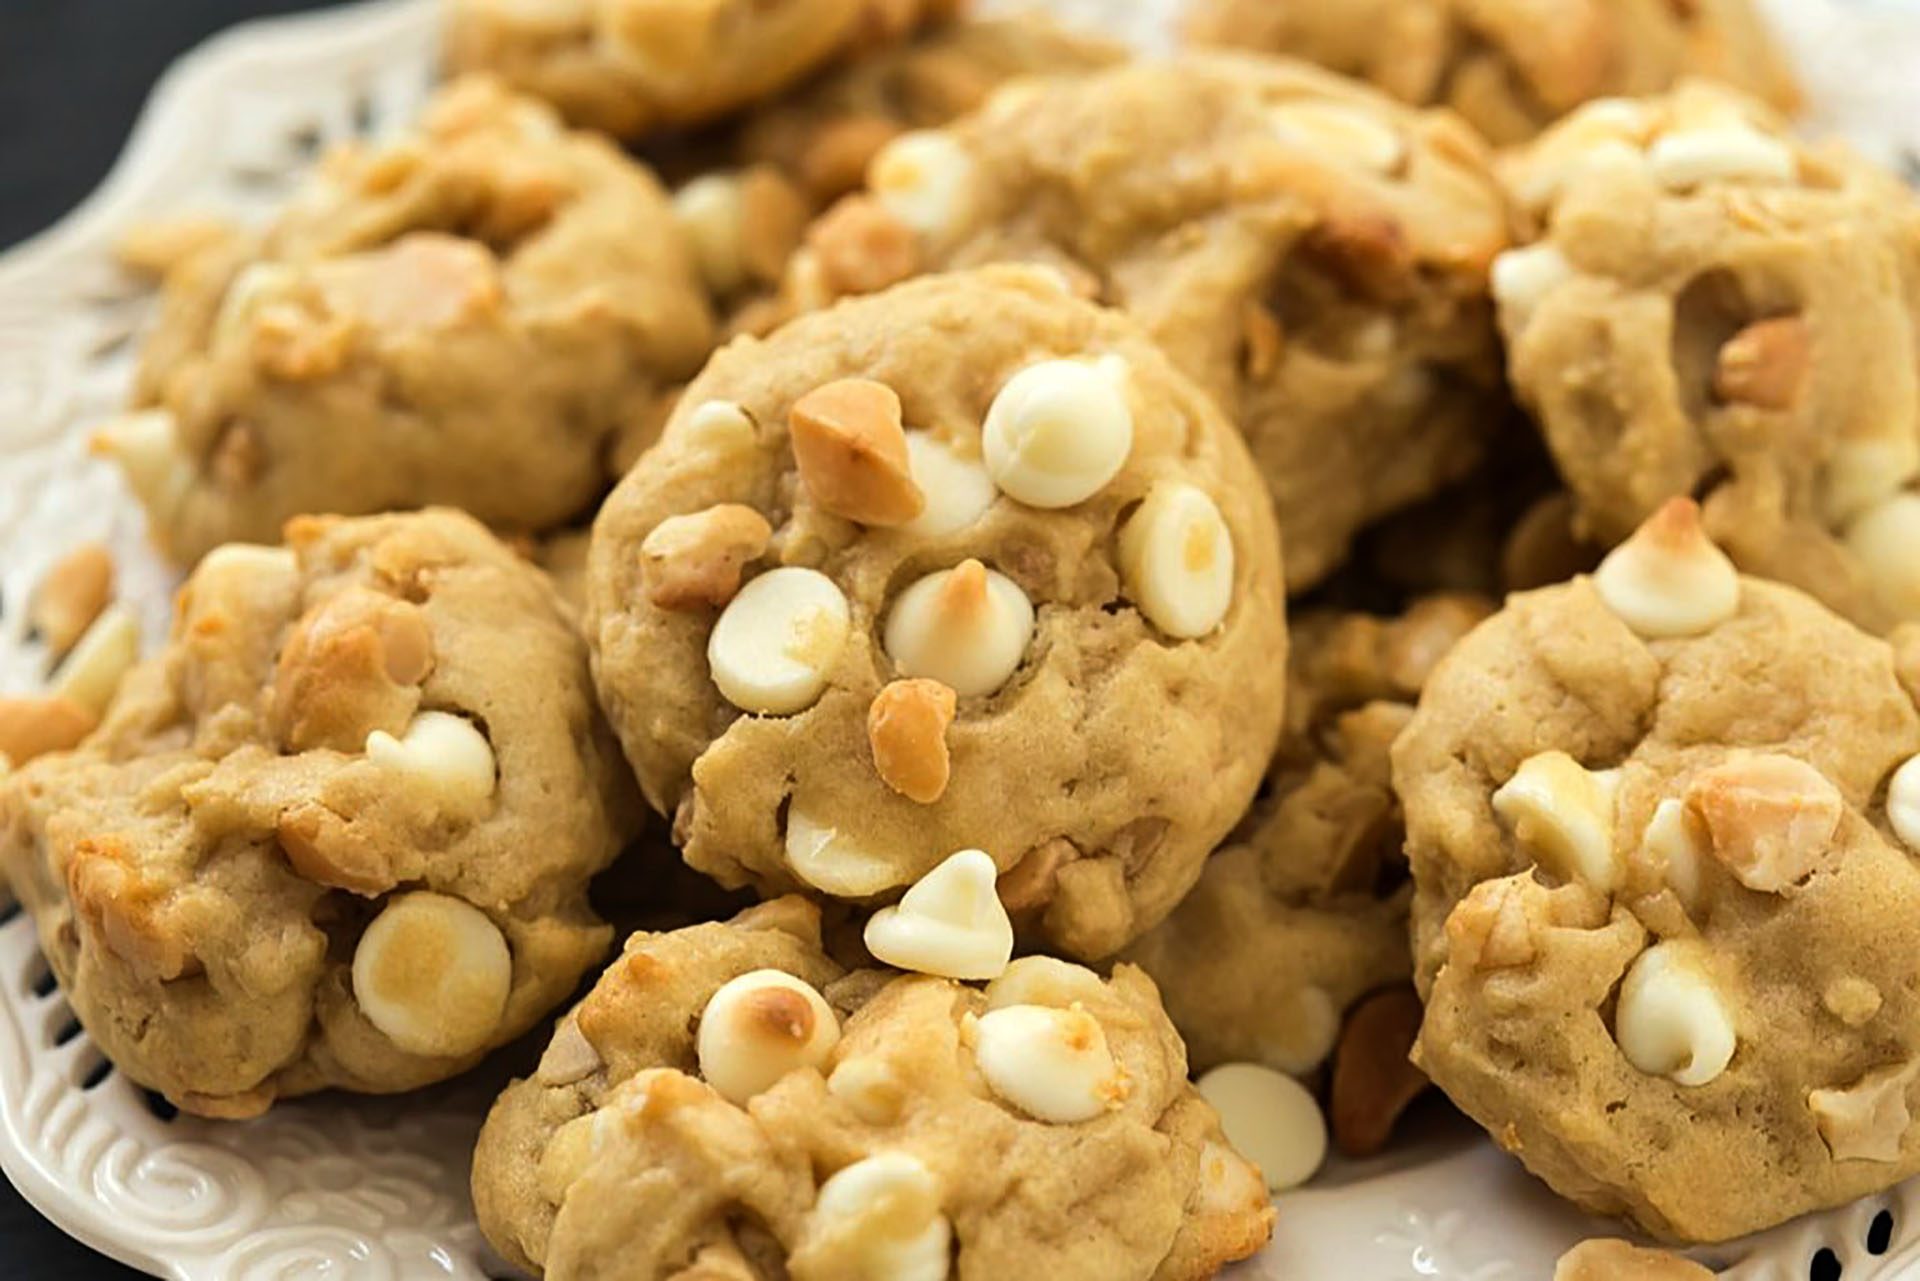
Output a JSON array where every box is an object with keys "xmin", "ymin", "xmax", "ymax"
[
  {"xmin": 30, "ymin": 543, "xmax": 114, "ymax": 658},
  {"xmin": 1713, "ymin": 315, "xmax": 1809, "ymax": 409},
  {"xmin": 114, "ymin": 216, "xmax": 236, "ymax": 278},
  {"xmin": 1241, "ymin": 300, "xmax": 1285, "ymax": 380},
  {"xmin": 0, "ymin": 696, "xmax": 96, "ymax": 765},
  {"xmin": 1684, "ymin": 754, "xmax": 1841, "ymax": 892},
  {"xmin": 737, "ymin": 166, "xmax": 810, "ymax": 287},
  {"xmin": 66, "ymin": 838, "xmax": 192, "ymax": 982},
  {"xmin": 269, "ymin": 588, "xmax": 434, "ymax": 754},
  {"xmin": 868, "ymin": 678, "xmax": 957, "ymax": 803},
  {"xmin": 996, "ymin": 838, "xmax": 1077, "ymax": 915},
  {"xmin": 640, "ymin": 504, "xmax": 773, "ymax": 610},
  {"xmin": 1823, "ymin": 975, "xmax": 1884, "ymax": 1027},
  {"xmin": 276, "ymin": 801, "xmax": 397, "ymax": 896},
  {"xmin": 534, "ymin": 1016, "xmax": 604, "ymax": 1087},
  {"xmin": 798, "ymin": 113, "xmax": 904, "ymax": 203},
  {"xmin": 1809, "ymin": 1061, "xmax": 1920, "ymax": 1163},
  {"xmin": 1329, "ymin": 987, "xmax": 1431, "ymax": 1158},
  {"xmin": 1554, "ymin": 1239, "xmax": 1715, "ymax": 1281},
  {"xmin": 789, "ymin": 378, "xmax": 925, "ymax": 526},
  {"xmin": 49, "ymin": 606, "xmax": 140, "ymax": 719},
  {"xmin": 1444, "ymin": 875, "xmax": 1543, "ymax": 971},
  {"xmin": 805, "ymin": 195, "xmax": 921, "ymax": 297}
]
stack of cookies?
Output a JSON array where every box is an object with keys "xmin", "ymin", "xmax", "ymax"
[{"xmin": 3, "ymin": 0, "xmax": 1916, "ymax": 1277}]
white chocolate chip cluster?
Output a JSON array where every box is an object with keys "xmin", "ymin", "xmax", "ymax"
[
  {"xmin": 588, "ymin": 269, "xmax": 1288, "ymax": 960},
  {"xmin": 0, "ymin": 510, "xmax": 638, "ymax": 1118},
  {"xmin": 473, "ymin": 899, "xmax": 1275, "ymax": 1280}
]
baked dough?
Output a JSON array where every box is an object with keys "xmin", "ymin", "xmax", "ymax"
[
  {"xmin": 472, "ymin": 897, "xmax": 1276, "ymax": 1280},
  {"xmin": 1184, "ymin": 0, "xmax": 1798, "ymax": 144},
  {"xmin": 587, "ymin": 267, "xmax": 1287, "ymax": 961},
  {"xmin": 1395, "ymin": 499, "xmax": 1920, "ymax": 1241},
  {"xmin": 103, "ymin": 77, "xmax": 713, "ymax": 565},
  {"xmin": 0, "ymin": 510, "xmax": 640, "ymax": 1116}
]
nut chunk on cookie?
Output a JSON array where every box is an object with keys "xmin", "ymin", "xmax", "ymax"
[
  {"xmin": 0, "ymin": 511, "xmax": 640, "ymax": 1117},
  {"xmin": 446, "ymin": 0, "xmax": 958, "ymax": 139},
  {"xmin": 472, "ymin": 897, "xmax": 1274, "ymax": 1280},
  {"xmin": 1394, "ymin": 500, "xmax": 1920, "ymax": 1242},
  {"xmin": 1493, "ymin": 82, "xmax": 1920, "ymax": 632},
  {"xmin": 586, "ymin": 268, "xmax": 1288, "ymax": 960},
  {"xmin": 98, "ymin": 77, "xmax": 713, "ymax": 565},
  {"xmin": 782, "ymin": 54, "xmax": 1517, "ymax": 591},
  {"xmin": 1183, "ymin": 0, "xmax": 1797, "ymax": 145}
]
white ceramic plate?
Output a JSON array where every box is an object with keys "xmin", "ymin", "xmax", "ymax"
[{"xmin": 2, "ymin": 1, "xmax": 1919, "ymax": 1277}]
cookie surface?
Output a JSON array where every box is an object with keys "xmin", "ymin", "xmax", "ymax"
[
  {"xmin": 1184, "ymin": 0, "xmax": 1798, "ymax": 144},
  {"xmin": 102, "ymin": 77, "xmax": 713, "ymax": 564},
  {"xmin": 1125, "ymin": 595, "xmax": 1489, "ymax": 1080},
  {"xmin": 787, "ymin": 53, "xmax": 1516, "ymax": 590},
  {"xmin": 0, "ymin": 510, "xmax": 639, "ymax": 1116},
  {"xmin": 587, "ymin": 267, "xmax": 1287, "ymax": 960},
  {"xmin": 1394, "ymin": 500, "xmax": 1920, "ymax": 1240},
  {"xmin": 473, "ymin": 897, "xmax": 1275, "ymax": 1280},
  {"xmin": 1493, "ymin": 82, "xmax": 1920, "ymax": 631},
  {"xmin": 446, "ymin": 0, "xmax": 958, "ymax": 138}
]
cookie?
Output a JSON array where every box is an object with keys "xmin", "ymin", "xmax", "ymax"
[
  {"xmin": 1124, "ymin": 597, "xmax": 1486, "ymax": 1104},
  {"xmin": 0, "ymin": 510, "xmax": 640, "ymax": 1117},
  {"xmin": 1555, "ymin": 1239, "xmax": 1713, "ymax": 1281},
  {"xmin": 586, "ymin": 267, "xmax": 1288, "ymax": 961},
  {"xmin": 98, "ymin": 77, "xmax": 714, "ymax": 565},
  {"xmin": 785, "ymin": 53, "xmax": 1516, "ymax": 590},
  {"xmin": 1492, "ymin": 82, "xmax": 1920, "ymax": 632},
  {"xmin": 1183, "ymin": 0, "xmax": 1798, "ymax": 144},
  {"xmin": 1394, "ymin": 499, "xmax": 1920, "ymax": 1240},
  {"xmin": 446, "ymin": 0, "xmax": 957, "ymax": 139},
  {"xmin": 736, "ymin": 14, "xmax": 1124, "ymax": 208},
  {"xmin": 472, "ymin": 896, "xmax": 1276, "ymax": 1280}
]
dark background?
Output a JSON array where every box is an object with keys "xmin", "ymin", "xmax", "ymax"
[{"xmin": 0, "ymin": 4, "xmax": 340, "ymax": 1270}]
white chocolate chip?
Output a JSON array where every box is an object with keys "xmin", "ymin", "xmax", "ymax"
[
  {"xmin": 1643, "ymin": 798, "xmax": 1707, "ymax": 909},
  {"xmin": 708, "ymin": 567, "xmax": 851, "ymax": 714},
  {"xmin": 870, "ymin": 131, "xmax": 976, "ymax": 246},
  {"xmin": 214, "ymin": 261, "xmax": 299, "ymax": 343},
  {"xmin": 683, "ymin": 399, "xmax": 759, "ymax": 456},
  {"xmin": 1492, "ymin": 751, "xmax": 1623, "ymax": 893},
  {"xmin": 784, "ymin": 808, "xmax": 910, "ymax": 897},
  {"xmin": 92, "ymin": 409, "xmax": 195, "ymax": 524},
  {"xmin": 364, "ymin": 711, "xmax": 496, "ymax": 818},
  {"xmin": 864, "ymin": 849, "xmax": 1014, "ymax": 980},
  {"xmin": 1846, "ymin": 493, "xmax": 1920, "ymax": 622},
  {"xmin": 198, "ymin": 543, "xmax": 299, "ymax": 580},
  {"xmin": 829, "ymin": 1056, "xmax": 909, "ymax": 1125},
  {"xmin": 673, "ymin": 173, "xmax": 747, "ymax": 294},
  {"xmin": 1512, "ymin": 139, "xmax": 1646, "ymax": 212},
  {"xmin": 901, "ymin": 432, "xmax": 997, "ymax": 538},
  {"xmin": 1822, "ymin": 437, "xmax": 1920, "ymax": 527},
  {"xmin": 1490, "ymin": 245, "xmax": 1575, "ymax": 329},
  {"xmin": 1887, "ymin": 754, "xmax": 1920, "ymax": 854},
  {"xmin": 983, "ymin": 956, "xmax": 1109, "ymax": 1012},
  {"xmin": 981, "ymin": 358, "xmax": 1134, "ymax": 509},
  {"xmin": 1592, "ymin": 498, "xmax": 1740, "ymax": 638},
  {"xmin": 351, "ymin": 891, "xmax": 511, "ymax": 1057},
  {"xmin": 883, "ymin": 560, "xmax": 1034, "ymax": 698},
  {"xmin": 1118, "ymin": 482, "xmax": 1235, "ymax": 639},
  {"xmin": 1648, "ymin": 128, "xmax": 1796, "ymax": 190},
  {"xmin": 696, "ymin": 969, "xmax": 841, "ymax": 1104},
  {"xmin": 49, "ymin": 605, "xmax": 140, "ymax": 719},
  {"xmin": 1196, "ymin": 1062, "xmax": 1329, "ymax": 1191},
  {"xmin": 971, "ymin": 1003, "xmax": 1126, "ymax": 1123},
  {"xmin": 807, "ymin": 1153, "xmax": 952, "ymax": 1281},
  {"xmin": 1613, "ymin": 941, "xmax": 1736, "ymax": 1087},
  {"xmin": 1269, "ymin": 100, "xmax": 1404, "ymax": 173}
]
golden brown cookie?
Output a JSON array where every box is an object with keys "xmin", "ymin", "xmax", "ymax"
[
  {"xmin": 445, "ymin": 0, "xmax": 960, "ymax": 139},
  {"xmin": 586, "ymin": 267, "xmax": 1287, "ymax": 961},
  {"xmin": 472, "ymin": 897, "xmax": 1275, "ymax": 1280},
  {"xmin": 1125, "ymin": 597, "xmax": 1486, "ymax": 1102},
  {"xmin": 1395, "ymin": 500, "xmax": 1920, "ymax": 1241},
  {"xmin": 99, "ymin": 77, "xmax": 713, "ymax": 565},
  {"xmin": 0, "ymin": 511, "xmax": 640, "ymax": 1117},
  {"xmin": 1493, "ymin": 82, "xmax": 1920, "ymax": 632},
  {"xmin": 778, "ymin": 53, "xmax": 1516, "ymax": 590},
  {"xmin": 1184, "ymin": 0, "xmax": 1798, "ymax": 144}
]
